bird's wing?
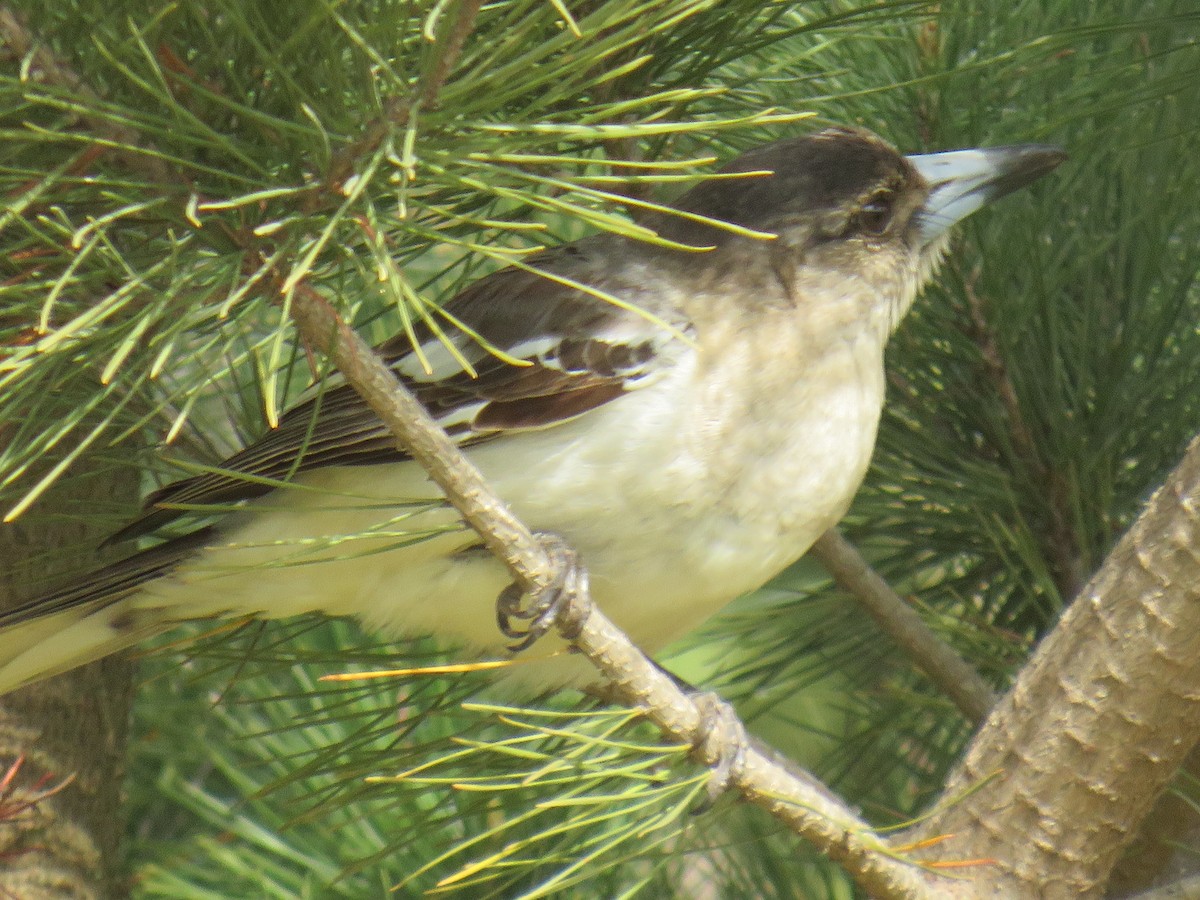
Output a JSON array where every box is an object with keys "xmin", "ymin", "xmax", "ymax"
[{"xmin": 111, "ymin": 238, "xmax": 690, "ymax": 542}]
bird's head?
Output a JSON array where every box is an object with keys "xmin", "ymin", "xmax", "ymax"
[{"xmin": 653, "ymin": 127, "xmax": 1065, "ymax": 335}]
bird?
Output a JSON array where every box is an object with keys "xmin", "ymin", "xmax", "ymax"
[{"xmin": 0, "ymin": 127, "xmax": 1065, "ymax": 694}]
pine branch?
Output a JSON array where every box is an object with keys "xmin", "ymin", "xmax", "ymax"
[
  {"xmin": 286, "ymin": 282, "xmax": 936, "ymax": 900},
  {"xmin": 416, "ymin": 0, "xmax": 484, "ymax": 110},
  {"xmin": 907, "ymin": 433, "xmax": 1200, "ymax": 896},
  {"xmin": 811, "ymin": 528, "xmax": 996, "ymax": 724}
]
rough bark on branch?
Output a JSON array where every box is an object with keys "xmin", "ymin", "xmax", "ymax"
[{"xmin": 908, "ymin": 434, "xmax": 1200, "ymax": 897}]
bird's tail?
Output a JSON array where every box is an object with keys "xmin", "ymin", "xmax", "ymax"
[{"xmin": 0, "ymin": 529, "xmax": 211, "ymax": 694}]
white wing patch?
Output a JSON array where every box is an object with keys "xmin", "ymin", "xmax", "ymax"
[
  {"xmin": 503, "ymin": 337, "xmax": 565, "ymax": 366},
  {"xmin": 396, "ymin": 334, "xmax": 485, "ymax": 382}
]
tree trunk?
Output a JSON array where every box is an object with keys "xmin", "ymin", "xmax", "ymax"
[{"xmin": 0, "ymin": 465, "xmax": 137, "ymax": 899}]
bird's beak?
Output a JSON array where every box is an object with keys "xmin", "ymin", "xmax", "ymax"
[{"xmin": 907, "ymin": 144, "xmax": 1067, "ymax": 247}]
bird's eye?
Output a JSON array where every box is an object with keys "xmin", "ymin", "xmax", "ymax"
[{"xmin": 852, "ymin": 191, "xmax": 895, "ymax": 237}]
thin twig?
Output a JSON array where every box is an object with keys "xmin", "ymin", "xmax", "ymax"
[
  {"xmin": 417, "ymin": 0, "xmax": 484, "ymax": 110},
  {"xmin": 960, "ymin": 266, "xmax": 1085, "ymax": 600},
  {"xmin": 324, "ymin": 0, "xmax": 481, "ymax": 189},
  {"xmin": 288, "ymin": 285, "xmax": 552, "ymax": 591},
  {"xmin": 0, "ymin": 5, "xmax": 173, "ymax": 184},
  {"xmin": 7, "ymin": 18, "xmax": 940, "ymax": 896},
  {"xmin": 811, "ymin": 529, "xmax": 996, "ymax": 724},
  {"xmin": 286, "ymin": 284, "xmax": 937, "ymax": 900}
]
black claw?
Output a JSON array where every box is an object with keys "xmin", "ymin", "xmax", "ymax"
[
  {"xmin": 494, "ymin": 533, "xmax": 584, "ymax": 652},
  {"xmin": 505, "ymin": 625, "xmax": 545, "ymax": 654},
  {"xmin": 495, "ymin": 583, "xmax": 529, "ymax": 639}
]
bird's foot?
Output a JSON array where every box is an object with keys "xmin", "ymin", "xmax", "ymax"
[
  {"xmin": 495, "ymin": 532, "xmax": 587, "ymax": 652},
  {"xmin": 690, "ymin": 691, "xmax": 748, "ymax": 810}
]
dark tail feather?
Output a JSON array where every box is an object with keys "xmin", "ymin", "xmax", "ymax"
[{"xmin": 0, "ymin": 528, "xmax": 213, "ymax": 693}]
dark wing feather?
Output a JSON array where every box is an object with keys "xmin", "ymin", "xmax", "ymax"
[{"xmin": 111, "ymin": 237, "xmax": 686, "ymax": 543}]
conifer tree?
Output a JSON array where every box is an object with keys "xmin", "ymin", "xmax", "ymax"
[{"xmin": 1, "ymin": 2, "xmax": 1197, "ymax": 896}]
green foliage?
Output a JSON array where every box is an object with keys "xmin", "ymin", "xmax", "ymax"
[
  {"xmin": 1, "ymin": 0, "xmax": 831, "ymax": 522},
  {"xmin": 1, "ymin": 0, "xmax": 1197, "ymax": 896},
  {"xmin": 691, "ymin": 0, "xmax": 1200, "ymax": 854},
  {"xmin": 130, "ymin": 618, "xmax": 859, "ymax": 898}
]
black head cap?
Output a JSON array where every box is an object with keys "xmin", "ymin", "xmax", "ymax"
[{"xmin": 643, "ymin": 128, "xmax": 915, "ymax": 248}]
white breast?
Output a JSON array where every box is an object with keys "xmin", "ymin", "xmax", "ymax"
[{"xmin": 477, "ymin": 316, "xmax": 888, "ymax": 650}]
